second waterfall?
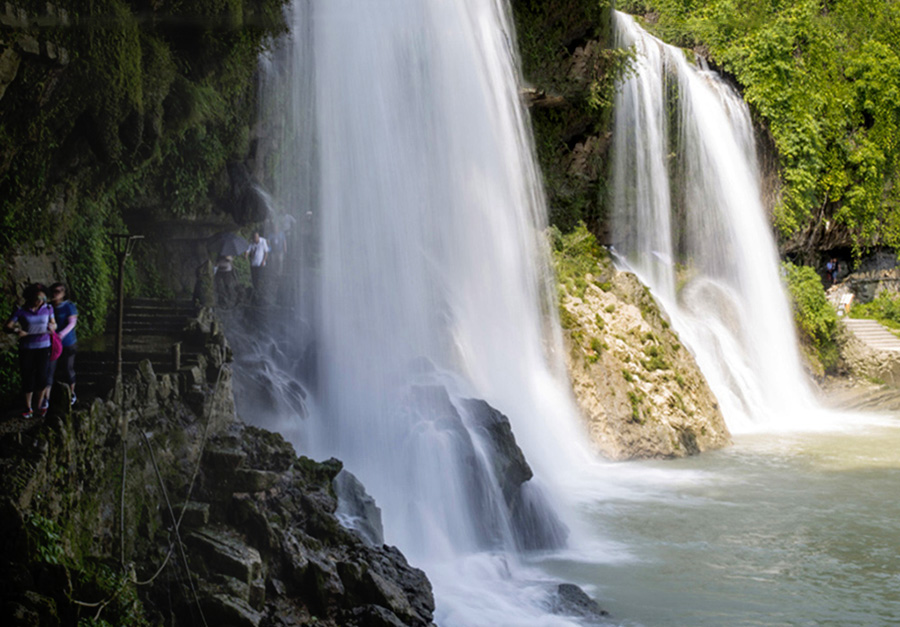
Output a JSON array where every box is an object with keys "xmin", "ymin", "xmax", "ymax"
[{"xmin": 610, "ymin": 12, "xmax": 817, "ymax": 432}]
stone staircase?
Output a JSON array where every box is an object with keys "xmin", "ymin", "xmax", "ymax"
[
  {"xmin": 842, "ymin": 318, "xmax": 900, "ymax": 352},
  {"xmin": 78, "ymin": 298, "xmax": 203, "ymax": 400}
]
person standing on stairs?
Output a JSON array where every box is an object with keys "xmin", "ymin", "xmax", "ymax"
[
  {"xmin": 4, "ymin": 283, "xmax": 56, "ymax": 418},
  {"xmin": 47, "ymin": 282, "xmax": 78, "ymax": 405}
]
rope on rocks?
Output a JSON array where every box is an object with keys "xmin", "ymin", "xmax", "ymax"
[
  {"xmin": 100, "ymin": 355, "xmax": 228, "ymax": 625},
  {"xmin": 71, "ymin": 563, "xmax": 135, "ymax": 621},
  {"xmin": 141, "ymin": 427, "xmax": 210, "ymax": 627},
  {"xmin": 177, "ymin": 362, "xmax": 226, "ymax": 529},
  {"xmin": 134, "ymin": 362, "xmax": 226, "ymax": 588},
  {"xmin": 134, "ymin": 546, "xmax": 174, "ymax": 586}
]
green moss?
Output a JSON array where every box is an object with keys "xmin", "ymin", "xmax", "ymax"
[
  {"xmin": 628, "ymin": 390, "xmax": 645, "ymax": 423},
  {"xmin": 642, "ymin": 343, "xmax": 671, "ymax": 371}
]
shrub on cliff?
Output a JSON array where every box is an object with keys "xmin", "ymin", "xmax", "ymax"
[
  {"xmin": 782, "ymin": 261, "xmax": 839, "ymax": 374},
  {"xmin": 850, "ymin": 290, "xmax": 900, "ymax": 328}
]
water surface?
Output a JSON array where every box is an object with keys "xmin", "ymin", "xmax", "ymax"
[{"xmin": 539, "ymin": 417, "xmax": 900, "ymax": 626}]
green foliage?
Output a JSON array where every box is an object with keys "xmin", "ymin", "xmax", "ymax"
[
  {"xmin": 782, "ymin": 261, "xmax": 839, "ymax": 371},
  {"xmin": 624, "ymin": 0, "xmax": 900, "ymax": 257},
  {"xmin": 549, "ymin": 222, "xmax": 610, "ymax": 300},
  {"xmin": 73, "ymin": 561, "xmax": 149, "ymax": 627},
  {"xmin": 512, "ymin": 0, "xmax": 631, "ymax": 231},
  {"xmin": 1, "ymin": 0, "xmax": 289, "ymax": 336},
  {"xmin": 26, "ymin": 513, "xmax": 65, "ymax": 565},
  {"xmin": 0, "ymin": 348, "xmax": 21, "ymax": 408},
  {"xmin": 60, "ymin": 206, "xmax": 119, "ymax": 339},
  {"xmin": 642, "ymin": 344, "xmax": 670, "ymax": 371},
  {"xmin": 851, "ymin": 291, "xmax": 900, "ymax": 328}
]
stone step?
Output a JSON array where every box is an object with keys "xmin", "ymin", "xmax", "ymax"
[{"xmin": 844, "ymin": 318, "xmax": 900, "ymax": 352}]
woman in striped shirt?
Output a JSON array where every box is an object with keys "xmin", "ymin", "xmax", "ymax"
[{"xmin": 5, "ymin": 283, "xmax": 56, "ymax": 418}]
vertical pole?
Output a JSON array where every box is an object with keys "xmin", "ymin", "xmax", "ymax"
[{"xmin": 115, "ymin": 252, "xmax": 127, "ymax": 383}]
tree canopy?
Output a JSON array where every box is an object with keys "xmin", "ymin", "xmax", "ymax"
[{"xmin": 620, "ymin": 0, "xmax": 900, "ymax": 257}]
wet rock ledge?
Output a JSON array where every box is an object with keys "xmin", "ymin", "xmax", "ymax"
[{"xmin": 0, "ymin": 310, "xmax": 434, "ymax": 627}]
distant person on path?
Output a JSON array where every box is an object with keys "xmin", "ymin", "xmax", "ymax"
[
  {"xmin": 214, "ymin": 254, "xmax": 238, "ymax": 307},
  {"xmin": 825, "ymin": 257, "xmax": 840, "ymax": 285},
  {"xmin": 4, "ymin": 283, "xmax": 56, "ymax": 418},
  {"xmin": 245, "ymin": 231, "xmax": 270, "ymax": 295},
  {"xmin": 48, "ymin": 282, "xmax": 78, "ymax": 405}
]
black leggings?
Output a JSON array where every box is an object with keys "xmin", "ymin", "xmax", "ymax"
[
  {"xmin": 20, "ymin": 346, "xmax": 50, "ymax": 394},
  {"xmin": 49, "ymin": 344, "xmax": 77, "ymax": 385}
]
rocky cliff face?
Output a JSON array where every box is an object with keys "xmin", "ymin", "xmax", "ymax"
[
  {"xmin": 0, "ymin": 310, "xmax": 435, "ymax": 627},
  {"xmin": 554, "ymin": 233, "xmax": 730, "ymax": 460},
  {"xmin": 512, "ymin": 0, "xmax": 623, "ymax": 235}
]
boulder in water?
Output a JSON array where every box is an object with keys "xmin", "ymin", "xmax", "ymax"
[
  {"xmin": 550, "ymin": 583, "xmax": 610, "ymax": 623},
  {"xmin": 462, "ymin": 397, "xmax": 569, "ymax": 550}
]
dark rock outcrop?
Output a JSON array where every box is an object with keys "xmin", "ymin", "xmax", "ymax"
[
  {"xmin": 550, "ymin": 583, "xmax": 610, "ymax": 623},
  {"xmin": 462, "ymin": 398, "xmax": 569, "ymax": 550},
  {"xmin": 334, "ymin": 470, "xmax": 385, "ymax": 547},
  {"xmin": 0, "ymin": 307, "xmax": 435, "ymax": 627}
]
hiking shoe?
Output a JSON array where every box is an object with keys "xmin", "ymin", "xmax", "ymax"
[
  {"xmin": 70, "ymin": 392, "xmax": 77, "ymax": 406},
  {"xmin": 40, "ymin": 398, "xmax": 49, "ymax": 411},
  {"xmin": 22, "ymin": 408, "xmax": 33, "ymax": 419}
]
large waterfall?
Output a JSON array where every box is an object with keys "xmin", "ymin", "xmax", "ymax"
[
  {"xmin": 609, "ymin": 12, "xmax": 817, "ymax": 432},
  {"xmin": 238, "ymin": 6, "xmax": 895, "ymax": 625},
  {"xmin": 255, "ymin": 0, "xmax": 597, "ymax": 623}
]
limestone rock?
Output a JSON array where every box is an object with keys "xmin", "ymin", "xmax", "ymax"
[
  {"xmin": 560, "ymin": 260, "xmax": 731, "ymax": 460},
  {"xmin": 463, "ymin": 398, "xmax": 532, "ymax": 503},
  {"xmin": 0, "ymin": 306, "xmax": 436, "ymax": 627},
  {"xmin": 461, "ymin": 398, "xmax": 568, "ymax": 550}
]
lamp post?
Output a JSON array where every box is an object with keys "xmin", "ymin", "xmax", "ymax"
[{"xmin": 112, "ymin": 234, "xmax": 143, "ymax": 383}]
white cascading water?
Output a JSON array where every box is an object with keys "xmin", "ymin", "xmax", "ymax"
[
  {"xmin": 258, "ymin": 0, "xmax": 600, "ymax": 623},
  {"xmin": 610, "ymin": 12, "xmax": 818, "ymax": 432}
]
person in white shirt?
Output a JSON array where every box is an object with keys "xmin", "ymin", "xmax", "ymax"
[{"xmin": 245, "ymin": 231, "xmax": 270, "ymax": 294}]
